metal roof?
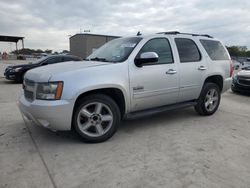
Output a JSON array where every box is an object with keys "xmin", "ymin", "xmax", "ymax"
[
  {"xmin": 0, "ymin": 35, "xmax": 24, "ymax": 43},
  {"xmin": 70, "ymin": 33, "xmax": 120, "ymax": 39}
]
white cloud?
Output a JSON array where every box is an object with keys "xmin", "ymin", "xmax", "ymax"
[{"xmin": 0, "ymin": 0, "xmax": 249, "ymax": 52}]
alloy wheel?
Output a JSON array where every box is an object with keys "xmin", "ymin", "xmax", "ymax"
[
  {"xmin": 204, "ymin": 88, "xmax": 219, "ymax": 112},
  {"xmin": 77, "ymin": 102, "xmax": 113, "ymax": 137}
]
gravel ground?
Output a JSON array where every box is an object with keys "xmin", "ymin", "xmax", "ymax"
[{"xmin": 0, "ymin": 60, "xmax": 250, "ymax": 188}]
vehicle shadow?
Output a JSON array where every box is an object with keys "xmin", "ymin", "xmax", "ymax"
[
  {"xmin": 231, "ymin": 90, "xmax": 250, "ymax": 97},
  {"xmin": 26, "ymin": 107, "xmax": 199, "ymax": 144},
  {"xmin": 120, "ymin": 107, "xmax": 198, "ymax": 134},
  {"xmin": 0, "ymin": 78, "xmax": 21, "ymax": 85}
]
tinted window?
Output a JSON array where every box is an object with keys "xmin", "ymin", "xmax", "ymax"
[
  {"xmin": 44, "ymin": 57, "xmax": 62, "ymax": 64},
  {"xmin": 32, "ymin": 56, "xmax": 48, "ymax": 64},
  {"xmin": 73, "ymin": 57, "xmax": 81, "ymax": 61},
  {"xmin": 175, "ymin": 38, "xmax": 201, "ymax": 63},
  {"xmin": 63, "ymin": 56, "xmax": 80, "ymax": 62},
  {"xmin": 138, "ymin": 38, "xmax": 173, "ymax": 64},
  {"xmin": 200, "ymin": 39, "xmax": 229, "ymax": 60}
]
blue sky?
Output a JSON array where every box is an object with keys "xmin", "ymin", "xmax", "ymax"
[{"xmin": 0, "ymin": 0, "xmax": 249, "ymax": 52}]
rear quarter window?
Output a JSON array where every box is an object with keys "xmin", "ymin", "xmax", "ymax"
[{"xmin": 200, "ymin": 39, "xmax": 230, "ymax": 61}]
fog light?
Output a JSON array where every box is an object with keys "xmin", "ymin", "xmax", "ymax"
[{"xmin": 37, "ymin": 119, "xmax": 50, "ymax": 128}]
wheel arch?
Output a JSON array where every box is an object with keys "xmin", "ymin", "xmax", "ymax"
[
  {"xmin": 73, "ymin": 87, "xmax": 127, "ymax": 120},
  {"xmin": 203, "ymin": 75, "xmax": 223, "ymax": 91}
]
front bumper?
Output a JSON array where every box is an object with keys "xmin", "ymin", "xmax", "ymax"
[
  {"xmin": 231, "ymin": 81, "xmax": 250, "ymax": 93},
  {"xmin": 4, "ymin": 71, "xmax": 18, "ymax": 80},
  {"xmin": 4, "ymin": 68, "xmax": 22, "ymax": 81},
  {"xmin": 17, "ymin": 92, "xmax": 74, "ymax": 131}
]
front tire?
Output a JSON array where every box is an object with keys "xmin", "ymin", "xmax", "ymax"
[
  {"xmin": 195, "ymin": 83, "xmax": 221, "ymax": 116},
  {"xmin": 73, "ymin": 94, "xmax": 121, "ymax": 143},
  {"xmin": 16, "ymin": 73, "xmax": 24, "ymax": 83},
  {"xmin": 231, "ymin": 85, "xmax": 237, "ymax": 93}
]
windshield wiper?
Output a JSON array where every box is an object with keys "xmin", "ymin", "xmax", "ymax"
[{"xmin": 89, "ymin": 57, "xmax": 111, "ymax": 62}]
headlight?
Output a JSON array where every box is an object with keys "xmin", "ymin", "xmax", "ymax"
[
  {"xmin": 14, "ymin": 67, "xmax": 22, "ymax": 72},
  {"xmin": 36, "ymin": 82, "xmax": 63, "ymax": 100}
]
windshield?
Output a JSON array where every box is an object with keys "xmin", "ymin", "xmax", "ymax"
[
  {"xmin": 87, "ymin": 37, "xmax": 142, "ymax": 63},
  {"xmin": 244, "ymin": 66, "xmax": 250, "ymax": 70},
  {"xmin": 31, "ymin": 56, "xmax": 48, "ymax": 64}
]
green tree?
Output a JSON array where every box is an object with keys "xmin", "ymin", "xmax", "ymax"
[
  {"xmin": 246, "ymin": 50, "xmax": 250, "ymax": 57},
  {"xmin": 35, "ymin": 49, "xmax": 43, "ymax": 53},
  {"xmin": 45, "ymin": 49, "xmax": 52, "ymax": 54},
  {"xmin": 62, "ymin": 50, "xmax": 69, "ymax": 54},
  {"xmin": 226, "ymin": 46, "xmax": 248, "ymax": 57}
]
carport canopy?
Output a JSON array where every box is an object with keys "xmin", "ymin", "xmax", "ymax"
[{"xmin": 0, "ymin": 35, "xmax": 24, "ymax": 52}]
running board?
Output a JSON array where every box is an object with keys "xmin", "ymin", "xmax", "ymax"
[{"xmin": 125, "ymin": 101, "xmax": 197, "ymax": 120}]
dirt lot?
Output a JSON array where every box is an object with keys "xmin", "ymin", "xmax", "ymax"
[{"xmin": 0, "ymin": 60, "xmax": 250, "ymax": 188}]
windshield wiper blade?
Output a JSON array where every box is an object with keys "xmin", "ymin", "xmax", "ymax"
[{"xmin": 90, "ymin": 57, "xmax": 110, "ymax": 62}]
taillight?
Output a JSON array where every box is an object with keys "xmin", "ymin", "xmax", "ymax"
[{"xmin": 230, "ymin": 60, "xmax": 234, "ymax": 77}]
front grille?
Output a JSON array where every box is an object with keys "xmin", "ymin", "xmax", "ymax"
[
  {"xmin": 238, "ymin": 77, "xmax": 250, "ymax": 86},
  {"xmin": 24, "ymin": 79, "xmax": 35, "ymax": 101}
]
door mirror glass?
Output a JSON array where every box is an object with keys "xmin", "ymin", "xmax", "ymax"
[{"xmin": 135, "ymin": 52, "xmax": 159, "ymax": 67}]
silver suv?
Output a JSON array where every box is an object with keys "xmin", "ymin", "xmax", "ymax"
[{"xmin": 18, "ymin": 31, "xmax": 233, "ymax": 142}]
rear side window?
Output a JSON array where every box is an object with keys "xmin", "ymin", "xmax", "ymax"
[
  {"xmin": 138, "ymin": 38, "xmax": 174, "ymax": 64},
  {"xmin": 200, "ymin": 39, "xmax": 229, "ymax": 60},
  {"xmin": 45, "ymin": 57, "xmax": 62, "ymax": 64},
  {"xmin": 63, "ymin": 57, "xmax": 73, "ymax": 62},
  {"xmin": 175, "ymin": 38, "xmax": 201, "ymax": 63},
  {"xmin": 63, "ymin": 56, "xmax": 80, "ymax": 62}
]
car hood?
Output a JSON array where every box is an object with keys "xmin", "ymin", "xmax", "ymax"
[
  {"xmin": 237, "ymin": 70, "xmax": 250, "ymax": 77},
  {"xmin": 7, "ymin": 63, "xmax": 36, "ymax": 69},
  {"xmin": 25, "ymin": 61, "xmax": 111, "ymax": 82}
]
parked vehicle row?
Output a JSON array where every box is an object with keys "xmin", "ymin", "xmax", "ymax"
[
  {"xmin": 242, "ymin": 59, "xmax": 250, "ymax": 69},
  {"xmin": 4, "ymin": 55, "xmax": 82, "ymax": 82},
  {"xmin": 232, "ymin": 65, "xmax": 250, "ymax": 93},
  {"xmin": 232, "ymin": 60, "xmax": 241, "ymax": 70},
  {"xmin": 231, "ymin": 58, "xmax": 250, "ymax": 71},
  {"xmin": 17, "ymin": 31, "xmax": 233, "ymax": 142}
]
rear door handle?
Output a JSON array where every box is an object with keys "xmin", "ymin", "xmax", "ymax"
[
  {"xmin": 198, "ymin": 66, "xmax": 207, "ymax": 71},
  {"xmin": 166, "ymin": 69, "xmax": 177, "ymax": 74}
]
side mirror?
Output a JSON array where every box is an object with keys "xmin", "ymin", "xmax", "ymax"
[{"xmin": 135, "ymin": 52, "xmax": 159, "ymax": 67}]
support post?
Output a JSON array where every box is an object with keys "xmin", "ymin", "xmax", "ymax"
[
  {"xmin": 16, "ymin": 42, "xmax": 18, "ymax": 54},
  {"xmin": 22, "ymin": 39, "xmax": 24, "ymax": 49}
]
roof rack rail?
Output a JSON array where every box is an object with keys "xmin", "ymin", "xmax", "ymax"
[
  {"xmin": 157, "ymin": 31, "xmax": 213, "ymax": 38},
  {"xmin": 181, "ymin": 33, "xmax": 214, "ymax": 38},
  {"xmin": 157, "ymin": 31, "xmax": 180, "ymax": 35}
]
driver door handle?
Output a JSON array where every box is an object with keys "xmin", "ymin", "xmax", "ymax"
[
  {"xmin": 198, "ymin": 66, "xmax": 207, "ymax": 71},
  {"xmin": 166, "ymin": 69, "xmax": 177, "ymax": 74}
]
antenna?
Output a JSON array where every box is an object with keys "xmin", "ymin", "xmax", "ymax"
[{"xmin": 137, "ymin": 31, "xmax": 142, "ymax": 36}]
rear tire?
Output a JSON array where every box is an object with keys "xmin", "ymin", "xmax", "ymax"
[
  {"xmin": 195, "ymin": 83, "xmax": 221, "ymax": 116},
  {"xmin": 231, "ymin": 86, "xmax": 237, "ymax": 93},
  {"xmin": 73, "ymin": 94, "xmax": 121, "ymax": 143}
]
